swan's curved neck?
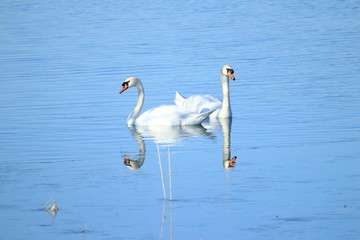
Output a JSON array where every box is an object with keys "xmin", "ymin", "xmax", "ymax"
[
  {"xmin": 125, "ymin": 127, "xmax": 146, "ymax": 169},
  {"xmin": 219, "ymin": 74, "xmax": 231, "ymax": 117},
  {"xmin": 127, "ymin": 80, "xmax": 144, "ymax": 125}
]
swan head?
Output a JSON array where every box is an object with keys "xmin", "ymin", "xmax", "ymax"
[
  {"xmin": 123, "ymin": 158, "xmax": 144, "ymax": 170},
  {"xmin": 120, "ymin": 77, "xmax": 140, "ymax": 94},
  {"xmin": 221, "ymin": 65, "xmax": 235, "ymax": 81},
  {"xmin": 224, "ymin": 156, "xmax": 237, "ymax": 169}
]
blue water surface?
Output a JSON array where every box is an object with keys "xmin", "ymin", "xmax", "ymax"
[{"xmin": 1, "ymin": 1, "xmax": 360, "ymax": 239}]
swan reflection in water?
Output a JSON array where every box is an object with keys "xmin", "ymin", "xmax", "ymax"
[
  {"xmin": 121, "ymin": 119, "xmax": 237, "ymax": 240},
  {"xmin": 203, "ymin": 118, "xmax": 237, "ymax": 169},
  {"xmin": 122, "ymin": 117, "xmax": 236, "ymax": 170},
  {"xmin": 122, "ymin": 127, "xmax": 146, "ymax": 170},
  {"xmin": 123, "ymin": 124, "xmax": 213, "ymax": 169}
]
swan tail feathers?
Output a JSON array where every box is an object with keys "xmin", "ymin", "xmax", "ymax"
[{"xmin": 174, "ymin": 91, "xmax": 186, "ymax": 106}]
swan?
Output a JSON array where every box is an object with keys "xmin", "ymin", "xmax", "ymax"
[
  {"xmin": 123, "ymin": 127, "xmax": 146, "ymax": 170},
  {"xmin": 120, "ymin": 77, "xmax": 215, "ymax": 126},
  {"xmin": 174, "ymin": 65, "xmax": 235, "ymax": 119}
]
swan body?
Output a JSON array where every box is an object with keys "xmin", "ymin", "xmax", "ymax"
[
  {"xmin": 174, "ymin": 65, "xmax": 235, "ymax": 119},
  {"xmin": 120, "ymin": 77, "xmax": 215, "ymax": 126},
  {"xmin": 130, "ymin": 105, "xmax": 214, "ymax": 126}
]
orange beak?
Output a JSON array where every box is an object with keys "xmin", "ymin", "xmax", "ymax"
[
  {"xmin": 228, "ymin": 72, "xmax": 236, "ymax": 81},
  {"xmin": 124, "ymin": 158, "xmax": 131, "ymax": 166},
  {"xmin": 229, "ymin": 156, "xmax": 237, "ymax": 167},
  {"xmin": 120, "ymin": 84, "xmax": 129, "ymax": 94}
]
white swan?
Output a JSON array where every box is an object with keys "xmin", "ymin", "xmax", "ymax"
[
  {"xmin": 174, "ymin": 65, "xmax": 235, "ymax": 119},
  {"xmin": 120, "ymin": 77, "xmax": 215, "ymax": 126}
]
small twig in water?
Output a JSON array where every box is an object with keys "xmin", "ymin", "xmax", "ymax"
[
  {"xmin": 82, "ymin": 224, "xmax": 88, "ymax": 233},
  {"xmin": 44, "ymin": 199, "xmax": 58, "ymax": 218}
]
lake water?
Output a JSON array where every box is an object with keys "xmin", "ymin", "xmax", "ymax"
[{"xmin": 1, "ymin": 0, "xmax": 360, "ymax": 239}]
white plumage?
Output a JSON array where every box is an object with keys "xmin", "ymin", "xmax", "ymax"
[
  {"xmin": 120, "ymin": 77, "xmax": 215, "ymax": 126},
  {"xmin": 174, "ymin": 65, "xmax": 235, "ymax": 119}
]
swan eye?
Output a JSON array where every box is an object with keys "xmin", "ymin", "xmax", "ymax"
[
  {"xmin": 227, "ymin": 69, "xmax": 234, "ymax": 74},
  {"xmin": 122, "ymin": 81, "xmax": 129, "ymax": 87},
  {"xmin": 124, "ymin": 159, "xmax": 132, "ymax": 167}
]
